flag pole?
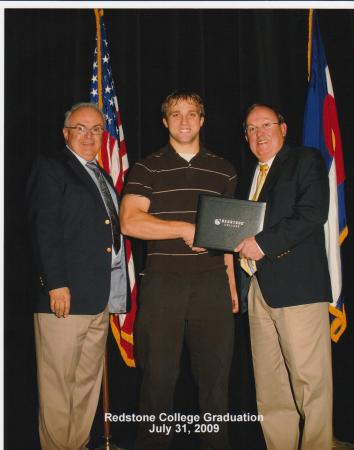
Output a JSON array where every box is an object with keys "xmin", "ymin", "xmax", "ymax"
[
  {"xmin": 94, "ymin": 347, "xmax": 127, "ymax": 450},
  {"xmin": 92, "ymin": 9, "xmax": 136, "ymax": 448},
  {"xmin": 93, "ymin": 9, "xmax": 126, "ymax": 450}
]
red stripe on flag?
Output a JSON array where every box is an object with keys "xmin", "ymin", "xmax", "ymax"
[
  {"xmin": 323, "ymin": 94, "xmax": 345, "ymax": 184},
  {"xmin": 100, "ymin": 131, "xmax": 110, "ymax": 171}
]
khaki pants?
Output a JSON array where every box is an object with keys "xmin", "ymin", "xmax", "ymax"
[
  {"xmin": 248, "ymin": 277, "xmax": 333, "ymax": 450},
  {"xmin": 34, "ymin": 307, "xmax": 109, "ymax": 450}
]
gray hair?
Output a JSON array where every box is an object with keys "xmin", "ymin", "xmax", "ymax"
[{"xmin": 64, "ymin": 102, "xmax": 105, "ymax": 127}]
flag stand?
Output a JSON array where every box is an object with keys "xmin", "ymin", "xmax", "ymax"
[{"xmin": 94, "ymin": 347, "xmax": 127, "ymax": 450}]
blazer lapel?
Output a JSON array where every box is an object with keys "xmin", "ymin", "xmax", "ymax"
[
  {"xmin": 257, "ymin": 145, "xmax": 291, "ymax": 202},
  {"xmin": 62, "ymin": 147, "xmax": 109, "ymax": 212}
]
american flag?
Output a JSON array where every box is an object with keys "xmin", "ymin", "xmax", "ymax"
[{"xmin": 90, "ymin": 8, "xmax": 137, "ymax": 366}]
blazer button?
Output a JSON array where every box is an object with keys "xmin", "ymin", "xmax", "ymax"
[
  {"xmin": 106, "ymin": 247, "xmax": 112, "ymax": 253},
  {"xmin": 105, "ymin": 219, "xmax": 110, "ymax": 225}
]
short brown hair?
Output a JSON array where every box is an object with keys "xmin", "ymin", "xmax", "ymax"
[{"xmin": 161, "ymin": 90, "xmax": 205, "ymax": 118}]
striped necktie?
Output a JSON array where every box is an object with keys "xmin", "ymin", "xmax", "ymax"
[
  {"xmin": 86, "ymin": 161, "xmax": 121, "ymax": 253},
  {"xmin": 240, "ymin": 164, "xmax": 269, "ymax": 276}
]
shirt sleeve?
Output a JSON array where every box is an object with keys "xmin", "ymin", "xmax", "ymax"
[
  {"xmin": 123, "ymin": 159, "xmax": 154, "ymax": 200},
  {"xmin": 26, "ymin": 156, "xmax": 69, "ymax": 290}
]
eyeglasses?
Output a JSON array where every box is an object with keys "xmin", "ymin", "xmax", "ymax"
[
  {"xmin": 65, "ymin": 125, "xmax": 105, "ymax": 135},
  {"xmin": 245, "ymin": 122, "xmax": 280, "ymax": 134}
]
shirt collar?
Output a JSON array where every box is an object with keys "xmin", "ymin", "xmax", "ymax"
[
  {"xmin": 66, "ymin": 145, "xmax": 96, "ymax": 167},
  {"xmin": 258, "ymin": 155, "xmax": 276, "ymax": 170},
  {"xmin": 165, "ymin": 143, "xmax": 206, "ymax": 159}
]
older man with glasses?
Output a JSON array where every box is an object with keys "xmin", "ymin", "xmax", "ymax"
[
  {"xmin": 27, "ymin": 102, "xmax": 129, "ymax": 450},
  {"xmin": 235, "ymin": 103, "xmax": 333, "ymax": 450}
]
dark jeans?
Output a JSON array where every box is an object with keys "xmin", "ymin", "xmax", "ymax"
[{"xmin": 133, "ymin": 267, "xmax": 235, "ymax": 450}]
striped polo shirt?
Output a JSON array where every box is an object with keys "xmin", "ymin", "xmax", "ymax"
[{"xmin": 123, "ymin": 144, "xmax": 237, "ymax": 272}]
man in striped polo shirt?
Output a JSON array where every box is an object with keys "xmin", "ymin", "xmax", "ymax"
[{"xmin": 120, "ymin": 91, "xmax": 238, "ymax": 450}]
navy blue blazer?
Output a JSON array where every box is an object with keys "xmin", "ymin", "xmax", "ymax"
[
  {"xmin": 27, "ymin": 147, "xmax": 130, "ymax": 315},
  {"xmin": 236, "ymin": 145, "xmax": 332, "ymax": 309}
]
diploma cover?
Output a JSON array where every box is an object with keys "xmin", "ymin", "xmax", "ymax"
[{"xmin": 194, "ymin": 195, "xmax": 266, "ymax": 252}]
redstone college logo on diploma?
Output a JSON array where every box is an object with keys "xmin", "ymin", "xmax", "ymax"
[{"xmin": 194, "ymin": 195, "xmax": 266, "ymax": 252}]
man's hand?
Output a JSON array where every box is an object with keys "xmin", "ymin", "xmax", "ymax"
[
  {"xmin": 49, "ymin": 287, "xmax": 71, "ymax": 318},
  {"xmin": 181, "ymin": 223, "xmax": 206, "ymax": 252},
  {"xmin": 235, "ymin": 236, "xmax": 264, "ymax": 261},
  {"xmin": 231, "ymin": 292, "xmax": 239, "ymax": 314},
  {"xmin": 224, "ymin": 253, "xmax": 239, "ymax": 313},
  {"xmin": 181, "ymin": 223, "xmax": 197, "ymax": 247}
]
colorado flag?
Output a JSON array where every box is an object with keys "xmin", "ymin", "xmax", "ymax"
[{"xmin": 303, "ymin": 10, "xmax": 348, "ymax": 342}]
